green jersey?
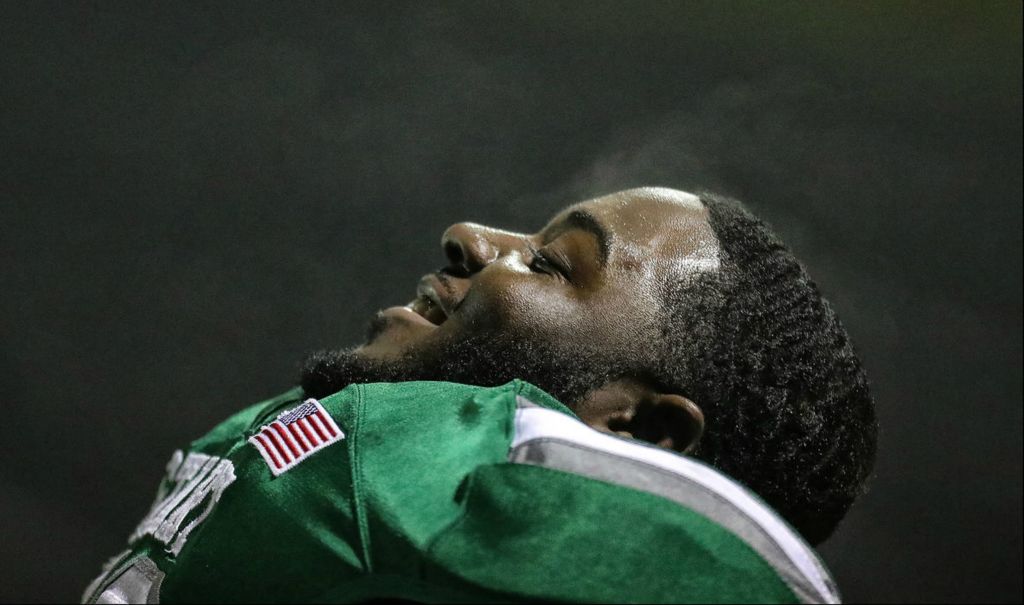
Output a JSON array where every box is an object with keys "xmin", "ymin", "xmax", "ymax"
[{"xmin": 84, "ymin": 380, "xmax": 839, "ymax": 604}]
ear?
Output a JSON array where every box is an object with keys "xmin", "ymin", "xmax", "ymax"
[
  {"xmin": 577, "ymin": 379, "xmax": 704, "ymax": 454},
  {"xmin": 608, "ymin": 393, "xmax": 705, "ymax": 454}
]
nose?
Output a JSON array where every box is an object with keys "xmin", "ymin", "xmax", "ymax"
[{"xmin": 441, "ymin": 222, "xmax": 519, "ymax": 275}]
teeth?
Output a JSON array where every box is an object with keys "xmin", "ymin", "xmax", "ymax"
[{"xmin": 409, "ymin": 295, "xmax": 446, "ymax": 325}]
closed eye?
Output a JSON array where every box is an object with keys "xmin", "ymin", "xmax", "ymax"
[{"xmin": 527, "ymin": 244, "xmax": 571, "ymax": 282}]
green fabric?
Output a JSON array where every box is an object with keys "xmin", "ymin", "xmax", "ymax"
[
  {"xmin": 161, "ymin": 386, "xmax": 364, "ymax": 603},
  {"xmin": 423, "ymin": 464, "xmax": 794, "ymax": 603},
  {"xmin": 86, "ymin": 380, "xmax": 800, "ymax": 604}
]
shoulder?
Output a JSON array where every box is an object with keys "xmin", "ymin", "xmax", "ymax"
[
  {"xmin": 315, "ymin": 379, "xmax": 571, "ymax": 449},
  {"xmin": 188, "ymin": 386, "xmax": 306, "ymax": 452},
  {"xmin": 509, "ymin": 396, "xmax": 841, "ymax": 604}
]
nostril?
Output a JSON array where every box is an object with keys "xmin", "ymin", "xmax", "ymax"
[
  {"xmin": 444, "ymin": 240, "xmax": 465, "ymax": 268},
  {"xmin": 442, "ymin": 222, "xmax": 499, "ymax": 275}
]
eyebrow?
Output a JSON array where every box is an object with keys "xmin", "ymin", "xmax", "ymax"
[{"xmin": 546, "ymin": 209, "xmax": 611, "ymax": 266}]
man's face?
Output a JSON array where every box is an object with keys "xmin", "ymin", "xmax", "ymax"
[{"xmin": 356, "ymin": 187, "xmax": 720, "ymax": 385}]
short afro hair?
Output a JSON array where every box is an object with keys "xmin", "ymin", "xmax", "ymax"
[{"xmin": 655, "ymin": 192, "xmax": 877, "ymax": 545}]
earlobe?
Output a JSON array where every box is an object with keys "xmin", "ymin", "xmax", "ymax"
[{"xmin": 609, "ymin": 393, "xmax": 704, "ymax": 454}]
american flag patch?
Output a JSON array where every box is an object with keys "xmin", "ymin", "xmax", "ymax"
[{"xmin": 248, "ymin": 399, "xmax": 344, "ymax": 476}]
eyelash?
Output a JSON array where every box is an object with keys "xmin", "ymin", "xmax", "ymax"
[{"xmin": 527, "ymin": 245, "xmax": 569, "ymax": 281}]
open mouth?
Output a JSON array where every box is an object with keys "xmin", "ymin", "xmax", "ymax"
[
  {"xmin": 404, "ymin": 273, "xmax": 457, "ymax": 326},
  {"xmin": 405, "ymin": 295, "xmax": 448, "ymax": 326}
]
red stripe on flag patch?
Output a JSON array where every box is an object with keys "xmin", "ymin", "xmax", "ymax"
[
  {"xmin": 298, "ymin": 418, "xmax": 320, "ymax": 447},
  {"xmin": 308, "ymin": 414, "xmax": 329, "ymax": 441},
  {"xmin": 254, "ymin": 433, "xmax": 282, "ymax": 470},
  {"xmin": 314, "ymin": 410, "xmax": 339, "ymax": 437},
  {"xmin": 248, "ymin": 399, "xmax": 345, "ymax": 477},
  {"xmin": 263, "ymin": 428, "xmax": 292, "ymax": 464},
  {"xmin": 272, "ymin": 422, "xmax": 302, "ymax": 458},
  {"xmin": 287, "ymin": 422, "xmax": 309, "ymax": 450}
]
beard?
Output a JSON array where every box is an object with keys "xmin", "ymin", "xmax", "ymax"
[{"xmin": 299, "ymin": 328, "xmax": 629, "ymax": 409}]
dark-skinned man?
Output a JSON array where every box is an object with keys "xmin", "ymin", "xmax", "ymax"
[{"xmin": 85, "ymin": 187, "xmax": 876, "ymax": 604}]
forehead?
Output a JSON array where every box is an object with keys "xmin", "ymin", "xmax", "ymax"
[{"xmin": 549, "ymin": 187, "xmax": 720, "ymax": 273}]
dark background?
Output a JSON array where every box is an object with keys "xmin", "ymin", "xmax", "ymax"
[{"xmin": 1, "ymin": 2, "xmax": 1021, "ymax": 602}]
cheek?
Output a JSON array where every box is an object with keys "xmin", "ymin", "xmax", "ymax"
[
  {"xmin": 459, "ymin": 272, "xmax": 660, "ymax": 354},
  {"xmin": 461, "ymin": 271, "xmax": 587, "ymax": 338}
]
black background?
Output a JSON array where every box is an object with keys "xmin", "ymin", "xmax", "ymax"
[{"xmin": 2, "ymin": 2, "xmax": 1021, "ymax": 602}]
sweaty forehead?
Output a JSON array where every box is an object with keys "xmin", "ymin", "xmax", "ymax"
[{"xmin": 551, "ymin": 187, "xmax": 720, "ymax": 274}]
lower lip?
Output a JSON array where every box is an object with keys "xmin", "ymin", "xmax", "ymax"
[{"xmin": 380, "ymin": 305, "xmax": 437, "ymax": 327}]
